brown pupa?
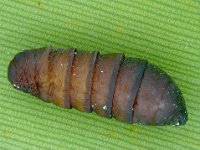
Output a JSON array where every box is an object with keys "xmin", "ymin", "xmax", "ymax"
[{"xmin": 8, "ymin": 47, "xmax": 188, "ymax": 125}]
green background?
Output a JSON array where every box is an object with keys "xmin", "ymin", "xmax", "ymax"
[{"xmin": 0, "ymin": 0, "xmax": 200, "ymax": 149}]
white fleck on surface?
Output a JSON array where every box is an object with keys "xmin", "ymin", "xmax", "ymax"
[
  {"xmin": 92, "ymin": 104, "xmax": 97, "ymax": 108},
  {"xmin": 159, "ymin": 103, "xmax": 164, "ymax": 109},
  {"xmin": 103, "ymin": 105, "xmax": 107, "ymax": 110},
  {"xmin": 172, "ymin": 122, "xmax": 180, "ymax": 126},
  {"xmin": 100, "ymin": 70, "xmax": 104, "ymax": 73},
  {"xmin": 13, "ymin": 84, "xmax": 20, "ymax": 89}
]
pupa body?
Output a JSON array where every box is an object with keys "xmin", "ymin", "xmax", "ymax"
[{"xmin": 8, "ymin": 47, "xmax": 188, "ymax": 125}]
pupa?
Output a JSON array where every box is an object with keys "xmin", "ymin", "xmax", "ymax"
[{"xmin": 8, "ymin": 47, "xmax": 188, "ymax": 125}]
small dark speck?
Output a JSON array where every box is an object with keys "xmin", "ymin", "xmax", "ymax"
[{"xmin": 38, "ymin": 1, "xmax": 41, "ymax": 6}]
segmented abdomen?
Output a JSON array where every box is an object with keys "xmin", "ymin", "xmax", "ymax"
[{"xmin": 8, "ymin": 47, "xmax": 188, "ymax": 125}]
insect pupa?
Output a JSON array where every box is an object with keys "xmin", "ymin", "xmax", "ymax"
[{"xmin": 8, "ymin": 47, "xmax": 188, "ymax": 125}]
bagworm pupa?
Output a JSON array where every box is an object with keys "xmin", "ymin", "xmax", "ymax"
[{"xmin": 8, "ymin": 47, "xmax": 188, "ymax": 125}]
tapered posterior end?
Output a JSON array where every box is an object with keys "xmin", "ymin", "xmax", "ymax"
[
  {"xmin": 133, "ymin": 64, "xmax": 188, "ymax": 126},
  {"xmin": 161, "ymin": 79, "xmax": 188, "ymax": 126}
]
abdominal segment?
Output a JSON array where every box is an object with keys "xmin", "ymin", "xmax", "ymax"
[
  {"xmin": 8, "ymin": 47, "xmax": 188, "ymax": 126},
  {"xmin": 70, "ymin": 51, "xmax": 98, "ymax": 112}
]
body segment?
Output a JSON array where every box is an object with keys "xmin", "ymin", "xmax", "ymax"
[
  {"xmin": 70, "ymin": 51, "xmax": 98, "ymax": 112},
  {"xmin": 91, "ymin": 53, "xmax": 124, "ymax": 118},
  {"xmin": 112, "ymin": 58, "xmax": 147, "ymax": 123}
]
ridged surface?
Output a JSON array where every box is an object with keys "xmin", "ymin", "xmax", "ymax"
[{"xmin": 0, "ymin": 0, "xmax": 199, "ymax": 149}]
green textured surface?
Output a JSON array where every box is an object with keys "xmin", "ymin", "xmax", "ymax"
[{"xmin": 0, "ymin": 0, "xmax": 200, "ymax": 149}]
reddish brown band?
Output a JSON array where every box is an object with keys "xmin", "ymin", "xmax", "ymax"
[
  {"xmin": 91, "ymin": 53, "xmax": 124, "ymax": 118},
  {"xmin": 70, "ymin": 51, "xmax": 98, "ymax": 112},
  {"xmin": 112, "ymin": 58, "xmax": 147, "ymax": 123}
]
